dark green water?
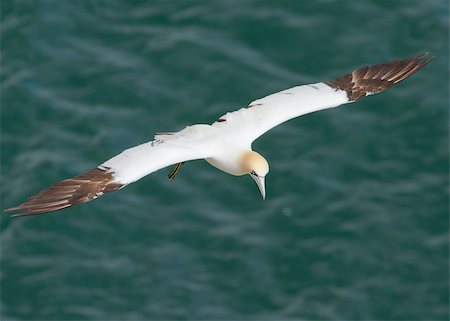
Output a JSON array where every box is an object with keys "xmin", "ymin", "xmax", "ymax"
[{"xmin": 1, "ymin": 1, "xmax": 448, "ymax": 320}]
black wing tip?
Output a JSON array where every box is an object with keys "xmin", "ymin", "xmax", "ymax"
[
  {"xmin": 326, "ymin": 52, "xmax": 435, "ymax": 101},
  {"xmin": 413, "ymin": 52, "xmax": 434, "ymax": 64},
  {"xmin": 3, "ymin": 167, "xmax": 123, "ymax": 218},
  {"xmin": 9, "ymin": 211, "xmax": 46, "ymax": 218},
  {"xmin": 4, "ymin": 203, "xmax": 71, "ymax": 218},
  {"xmin": 3, "ymin": 204, "xmax": 26, "ymax": 216},
  {"xmin": 417, "ymin": 52, "xmax": 435, "ymax": 65},
  {"xmin": 417, "ymin": 51, "xmax": 434, "ymax": 58}
]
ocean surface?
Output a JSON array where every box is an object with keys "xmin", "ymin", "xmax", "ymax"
[{"xmin": 1, "ymin": 1, "xmax": 448, "ymax": 320}]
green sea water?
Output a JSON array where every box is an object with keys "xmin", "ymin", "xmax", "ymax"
[{"xmin": 1, "ymin": 1, "xmax": 448, "ymax": 320}]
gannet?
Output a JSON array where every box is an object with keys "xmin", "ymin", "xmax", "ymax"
[{"xmin": 5, "ymin": 53, "xmax": 433, "ymax": 217}]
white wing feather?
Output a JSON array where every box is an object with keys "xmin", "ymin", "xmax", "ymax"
[
  {"xmin": 5, "ymin": 125, "xmax": 216, "ymax": 216},
  {"xmin": 6, "ymin": 54, "xmax": 432, "ymax": 216},
  {"xmin": 213, "ymin": 82, "xmax": 348, "ymax": 143},
  {"xmin": 213, "ymin": 53, "xmax": 433, "ymax": 144},
  {"xmin": 102, "ymin": 125, "xmax": 215, "ymax": 185}
]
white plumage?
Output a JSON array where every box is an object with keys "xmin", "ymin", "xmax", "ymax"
[
  {"xmin": 102, "ymin": 125, "xmax": 216, "ymax": 184},
  {"xmin": 214, "ymin": 82, "xmax": 349, "ymax": 142},
  {"xmin": 5, "ymin": 53, "xmax": 433, "ymax": 216}
]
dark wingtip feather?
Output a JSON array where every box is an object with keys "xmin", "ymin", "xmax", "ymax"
[
  {"xmin": 326, "ymin": 53, "xmax": 434, "ymax": 101},
  {"xmin": 4, "ymin": 167, "xmax": 123, "ymax": 217}
]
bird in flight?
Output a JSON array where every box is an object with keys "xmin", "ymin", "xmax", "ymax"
[{"xmin": 5, "ymin": 53, "xmax": 433, "ymax": 217}]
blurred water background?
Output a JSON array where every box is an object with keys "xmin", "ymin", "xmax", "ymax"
[{"xmin": 1, "ymin": 0, "xmax": 448, "ymax": 320}]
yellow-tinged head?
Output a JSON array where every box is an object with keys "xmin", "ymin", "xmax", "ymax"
[
  {"xmin": 240, "ymin": 151, "xmax": 269, "ymax": 199},
  {"xmin": 240, "ymin": 151, "xmax": 269, "ymax": 175}
]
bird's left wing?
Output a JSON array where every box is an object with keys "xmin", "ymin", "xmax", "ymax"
[
  {"xmin": 213, "ymin": 53, "xmax": 433, "ymax": 143},
  {"xmin": 5, "ymin": 127, "xmax": 214, "ymax": 217}
]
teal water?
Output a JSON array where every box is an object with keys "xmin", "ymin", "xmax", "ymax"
[{"xmin": 1, "ymin": 1, "xmax": 448, "ymax": 320}]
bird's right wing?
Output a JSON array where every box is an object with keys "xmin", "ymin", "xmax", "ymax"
[
  {"xmin": 5, "ymin": 126, "xmax": 214, "ymax": 217},
  {"xmin": 213, "ymin": 53, "xmax": 433, "ymax": 143}
]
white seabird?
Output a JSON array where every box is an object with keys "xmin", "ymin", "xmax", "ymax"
[{"xmin": 5, "ymin": 53, "xmax": 433, "ymax": 216}]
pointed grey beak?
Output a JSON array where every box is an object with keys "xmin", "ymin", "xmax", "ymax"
[{"xmin": 250, "ymin": 173, "xmax": 266, "ymax": 200}]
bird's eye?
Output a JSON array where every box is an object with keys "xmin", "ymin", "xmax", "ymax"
[{"xmin": 251, "ymin": 170, "xmax": 257, "ymax": 176}]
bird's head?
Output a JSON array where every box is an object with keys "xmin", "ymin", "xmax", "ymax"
[{"xmin": 240, "ymin": 151, "xmax": 269, "ymax": 199}]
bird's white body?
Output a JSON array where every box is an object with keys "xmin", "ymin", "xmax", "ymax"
[
  {"xmin": 103, "ymin": 82, "xmax": 349, "ymax": 183},
  {"xmin": 206, "ymin": 148, "xmax": 251, "ymax": 176},
  {"xmin": 6, "ymin": 54, "xmax": 433, "ymax": 216},
  {"xmin": 102, "ymin": 124, "xmax": 217, "ymax": 183}
]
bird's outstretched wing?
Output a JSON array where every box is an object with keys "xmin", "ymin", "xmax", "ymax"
[
  {"xmin": 213, "ymin": 53, "xmax": 433, "ymax": 143},
  {"xmin": 5, "ymin": 127, "xmax": 214, "ymax": 217},
  {"xmin": 5, "ymin": 54, "xmax": 433, "ymax": 217}
]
